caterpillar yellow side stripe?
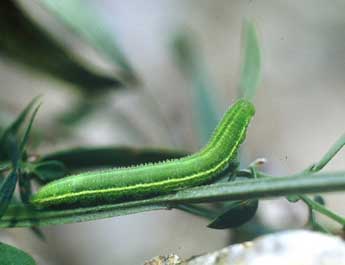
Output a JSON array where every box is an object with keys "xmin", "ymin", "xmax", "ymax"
[{"xmin": 31, "ymin": 99, "xmax": 255, "ymax": 208}]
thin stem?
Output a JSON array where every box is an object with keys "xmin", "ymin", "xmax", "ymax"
[
  {"xmin": 310, "ymin": 134, "xmax": 345, "ymax": 172},
  {"xmin": 300, "ymin": 195, "xmax": 345, "ymax": 226},
  {"xmin": 311, "ymin": 220, "xmax": 331, "ymax": 234}
]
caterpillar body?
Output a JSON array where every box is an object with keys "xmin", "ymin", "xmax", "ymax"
[{"xmin": 31, "ymin": 99, "xmax": 255, "ymax": 208}]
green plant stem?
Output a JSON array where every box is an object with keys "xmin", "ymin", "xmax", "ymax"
[
  {"xmin": 3, "ymin": 171, "xmax": 345, "ymax": 227},
  {"xmin": 310, "ymin": 134, "xmax": 345, "ymax": 172},
  {"xmin": 299, "ymin": 195, "xmax": 345, "ymax": 226},
  {"xmin": 311, "ymin": 220, "xmax": 331, "ymax": 234}
]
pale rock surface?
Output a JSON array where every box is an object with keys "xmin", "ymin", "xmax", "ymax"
[{"xmin": 145, "ymin": 230, "xmax": 345, "ymax": 265}]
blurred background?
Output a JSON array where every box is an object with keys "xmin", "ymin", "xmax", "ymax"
[{"xmin": 1, "ymin": 0, "xmax": 345, "ymax": 264}]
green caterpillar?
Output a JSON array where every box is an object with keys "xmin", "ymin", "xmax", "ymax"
[{"xmin": 31, "ymin": 99, "xmax": 255, "ymax": 208}]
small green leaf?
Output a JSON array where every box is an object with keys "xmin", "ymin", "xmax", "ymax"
[
  {"xmin": 207, "ymin": 200, "xmax": 258, "ymax": 229},
  {"xmin": 32, "ymin": 161, "xmax": 67, "ymax": 182},
  {"xmin": 2, "ymin": 134, "xmax": 21, "ymax": 168},
  {"xmin": 0, "ymin": 97, "xmax": 40, "ymax": 161},
  {"xmin": 0, "ymin": 170, "xmax": 18, "ymax": 218},
  {"xmin": 0, "ymin": 242, "xmax": 36, "ymax": 265},
  {"xmin": 40, "ymin": 147, "xmax": 187, "ymax": 175},
  {"xmin": 1, "ymin": 97, "xmax": 40, "ymax": 137},
  {"xmin": 19, "ymin": 103, "xmax": 42, "ymax": 155},
  {"xmin": 239, "ymin": 20, "xmax": 261, "ymax": 101}
]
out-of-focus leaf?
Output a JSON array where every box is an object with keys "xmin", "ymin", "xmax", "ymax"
[
  {"xmin": 2, "ymin": 134, "xmax": 20, "ymax": 168},
  {"xmin": 57, "ymin": 100, "xmax": 98, "ymax": 125},
  {"xmin": 207, "ymin": 200, "xmax": 258, "ymax": 229},
  {"xmin": 3, "ymin": 171, "xmax": 345, "ymax": 227},
  {"xmin": 40, "ymin": 147, "xmax": 187, "ymax": 174},
  {"xmin": 0, "ymin": 170, "xmax": 18, "ymax": 218},
  {"xmin": 239, "ymin": 20, "xmax": 261, "ymax": 101},
  {"xmin": 0, "ymin": 1, "xmax": 121, "ymax": 92},
  {"xmin": 172, "ymin": 32, "xmax": 219, "ymax": 146},
  {"xmin": 0, "ymin": 242, "xmax": 36, "ymax": 265},
  {"xmin": 32, "ymin": 161, "xmax": 67, "ymax": 182},
  {"xmin": 38, "ymin": 0, "xmax": 136, "ymax": 83}
]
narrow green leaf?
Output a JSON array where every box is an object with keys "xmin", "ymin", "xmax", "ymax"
[
  {"xmin": 0, "ymin": 97, "xmax": 40, "ymax": 161},
  {"xmin": 57, "ymin": 100, "xmax": 98, "ymax": 126},
  {"xmin": 3, "ymin": 134, "xmax": 20, "ymax": 169},
  {"xmin": 2, "ymin": 171, "xmax": 345, "ymax": 227},
  {"xmin": 0, "ymin": 170, "xmax": 18, "ymax": 218},
  {"xmin": 239, "ymin": 20, "xmax": 261, "ymax": 101},
  {"xmin": 0, "ymin": 242, "xmax": 36, "ymax": 265},
  {"xmin": 1, "ymin": 97, "xmax": 40, "ymax": 138},
  {"xmin": 172, "ymin": 32, "xmax": 219, "ymax": 146},
  {"xmin": 207, "ymin": 200, "xmax": 258, "ymax": 229},
  {"xmin": 38, "ymin": 0, "xmax": 136, "ymax": 82},
  {"xmin": 40, "ymin": 147, "xmax": 187, "ymax": 175},
  {"xmin": 19, "ymin": 103, "xmax": 41, "ymax": 154},
  {"xmin": 32, "ymin": 161, "xmax": 67, "ymax": 183},
  {"xmin": 0, "ymin": 1, "xmax": 120, "ymax": 91},
  {"xmin": 310, "ymin": 134, "xmax": 345, "ymax": 172}
]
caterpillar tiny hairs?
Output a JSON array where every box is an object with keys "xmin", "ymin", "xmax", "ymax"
[{"xmin": 31, "ymin": 99, "xmax": 255, "ymax": 208}]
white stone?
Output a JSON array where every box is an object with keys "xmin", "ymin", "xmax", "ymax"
[{"xmin": 187, "ymin": 230, "xmax": 345, "ymax": 265}]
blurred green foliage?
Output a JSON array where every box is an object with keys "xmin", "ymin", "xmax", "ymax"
[
  {"xmin": 0, "ymin": 0, "xmax": 121, "ymax": 92},
  {"xmin": 39, "ymin": 0, "xmax": 137, "ymax": 83}
]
